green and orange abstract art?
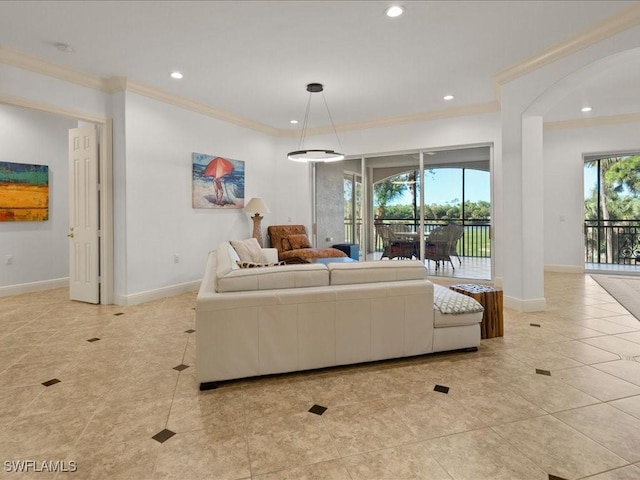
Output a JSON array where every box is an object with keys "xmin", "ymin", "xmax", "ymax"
[{"xmin": 0, "ymin": 161, "xmax": 49, "ymax": 221}]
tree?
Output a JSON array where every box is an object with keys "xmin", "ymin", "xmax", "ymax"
[
  {"xmin": 605, "ymin": 155, "xmax": 640, "ymax": 196},
  {"xmin": 373, "ymin": 178, "xmax": 407, "ymax": 221},
  {"xmin": 585, "ymin": 156, "xmax": 623, "ymax": 261},
  {"xmin": 585, "ymin": 155, "xmax": 640, "ymax": 262}
]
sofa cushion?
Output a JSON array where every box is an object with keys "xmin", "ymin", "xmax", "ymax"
[
  {"xmin": 216, "ymin": 263, "xmax": 330, "ymax": 293},
  {"xmin": 329, "ymin": 260, "xmax": 426, "ymax": 285},
  {"xmin": 287, "ymin": 233, "xmax": 311, "ymax": 250},
  {"xmin": 228, "ymin": 243, "xmax": 241, "ymax": 270},
  {"xmin": 230, "ymin": 238, "xmax": 264, "ymax": 263},
  {"xmin": 216, "ymin": 242, "xmax": 238, "ymax": 278}
]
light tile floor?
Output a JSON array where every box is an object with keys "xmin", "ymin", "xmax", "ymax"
[
  {"xmin": 1, "ymin": 273, "xmax": 640, "ymax": 479},
  {"xmin": 366, "ymin": 254, "xmax": 492, "ymax": 281}
]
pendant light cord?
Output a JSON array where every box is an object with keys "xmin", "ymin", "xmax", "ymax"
[
  {"xmin": 296, "ymin": 90, "xmax": 343, "ymax": 153},
  {"xmin": 297, "ymin": 93, "xmax": 313, "ymax": 151},
  {"xmin": 321, "ymin": 91, "xmax": 344, "ymax": 154}
]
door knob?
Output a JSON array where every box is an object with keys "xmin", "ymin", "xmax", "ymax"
[{"xmin": 67, "ymin": 227, "xmax": 74, "ymax": 238}]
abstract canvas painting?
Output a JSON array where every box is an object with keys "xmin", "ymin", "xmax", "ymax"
[
  {"xmin": 0, "ymin": 161, "xmax": 49, "ymax": 221},
  {"xmin": 192, "ymin": 153, "xmax": 245, "ymax": 209}
]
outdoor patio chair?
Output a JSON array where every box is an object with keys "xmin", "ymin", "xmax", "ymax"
[
  {"xmin": 447, "ymin": 224, "xmax": 464, "ymax": 265},
  {"xmin": 425, "ymin": 225, "xmax": 455, "ymax": 270},
  {"xmin": 376, "ymin": 224, "xmax": 416, "ymax": 260}
]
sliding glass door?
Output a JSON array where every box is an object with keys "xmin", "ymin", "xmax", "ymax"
[{"xmin": 314, "ymin": 145, "xmax": 493, "ymax": 280}]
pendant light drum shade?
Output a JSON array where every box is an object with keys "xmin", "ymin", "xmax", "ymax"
[
  {"xmin": 287, "ymin": 83, "xmax": 345, "ymax": 163},
  {"xmin": 287, "ymin": 149, "xmax": 345, "ymax": 162}
]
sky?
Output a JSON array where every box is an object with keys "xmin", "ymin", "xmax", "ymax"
[
  {"xmin": 584, "ymin": 165, "xmax": 597, "ymax": 200},
  {"xmin": 389, "ymin": 169, "xmax": 490, "ymax": 205}
]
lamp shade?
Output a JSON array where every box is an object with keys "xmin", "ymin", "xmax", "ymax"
[{"xmin": 245, "ymin": 197, "xmax": 269, "ymax": 215}]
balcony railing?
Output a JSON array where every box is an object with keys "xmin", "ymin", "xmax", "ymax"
[
  {"xmin": 584, "ymin": 220, "xmax": 640, "ymax": 264},
  {"xmin": 344, "ymin": 218, "xmax": 491, "ymax": 258}
]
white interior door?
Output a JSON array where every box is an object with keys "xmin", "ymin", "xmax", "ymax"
[{"xmin": 68, "ymin": 126, "xmax": 99, "ymax": 303}]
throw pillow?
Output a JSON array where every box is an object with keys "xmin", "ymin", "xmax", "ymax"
[
  {"xmin": 236, "ymin": 260, "xmax": 285, "ymax": 268},
  {"xmin": 227, "ymin": 243, "xmax": 241, "ymax": 270},
  {"xmin": 230, "ymin": 238, "xmax": 263, "ymax": 263},
  {"xmin": 287, "ymin": 233, "xmax": 311, "ymax": 250}
]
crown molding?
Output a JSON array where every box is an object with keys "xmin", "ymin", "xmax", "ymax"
[
  {"xmin": 0, "ymin": 46, "xmax": 110, "ymax": 91},
  {"xmin": 0, "ymin": 45, "xmax": 499, "ymax": 136},
  {"xmin": 279, "ymin": 101, "xmax": 501, "ymax": 137},
  {"xmin": 493, "ymin": 3, "xmax": 640, "ymax": 91},
  {"xmin": 544, "ymin": 112, "xmax": 640, "ymax": 131},
  {"xmin": 4, "ymin": 8, "xmax": 640, "ymax": 139},
  {"xmin": 0, "ymin": 93, "xmax": 107, "ymax": 124},
  {"xmin": 121, "ymin": 79, "xmax": 281, "ymax": 136},
  {"xmin": 0, "ymin": 47, "xmax": 280, "ymax": 134}
]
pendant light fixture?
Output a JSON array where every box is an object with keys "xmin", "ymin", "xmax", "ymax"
[{"xmin": 287, "ymin": 83, "xmax": 345, "ymax": 163}]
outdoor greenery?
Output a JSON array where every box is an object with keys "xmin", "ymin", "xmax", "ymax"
[
  {"xmin": 382, "ymin": 201, "xmax": 491, "ymax": 221},
  {"xmin": 584, "ymin": 155, "xmax": 640, "ymax": 220},
  {"xmin": 371, "ymin": 173, "xmax": 490, "ymax": 221},
  {"xmin": 344, "ymin": 169, "xmax": 492, "ymax": 257},
  {"xmin": 583, "ymin": 155, "xmax": 640, "ymax": 264}
]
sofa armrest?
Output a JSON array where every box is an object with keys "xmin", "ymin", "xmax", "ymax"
[{"xmin": 262, "ymin": 248, "xmax": 279, "ymax": 264}]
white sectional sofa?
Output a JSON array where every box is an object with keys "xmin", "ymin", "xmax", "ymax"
[{"xmin": 196, "ymin": 242, "xmax": 483, "ymax": 389}]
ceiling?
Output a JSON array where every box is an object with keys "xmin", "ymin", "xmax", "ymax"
[{"xmin": 1, "ymin": 1, "xmax": 639, "ymax": 131}]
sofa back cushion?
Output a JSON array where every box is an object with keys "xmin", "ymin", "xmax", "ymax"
[
  {"xmin": 230, "ymin": 238, "xmax": 264, "ymax": 263},
  {"xmin": 216, "ymin": 242, "xmax": 240, "ymax": 278},
  {"xmin": 216, "ymin": 262, "xmax": 330, "ymax": 293},
  {"xmin": 329, "ymin": 260, "xmax": 426, "ymax": 285}
]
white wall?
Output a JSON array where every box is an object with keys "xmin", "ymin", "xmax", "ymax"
[
  {"xmin": 543, "ymin": 121, "xmax": 640, "ymax": 269},
  {"xmin": 0, "ymin": 104, "xmax": 76, "ymax": 288},
  {"xmin": 122, "ymin": 92, "xmax": 278, "ymax": 298}
]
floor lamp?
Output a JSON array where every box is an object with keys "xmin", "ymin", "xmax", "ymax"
[{"xmin": 245, "ymin": 197, "xmax": 270, "ymax": 247}]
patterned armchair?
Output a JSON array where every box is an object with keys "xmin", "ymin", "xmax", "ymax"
[{"xmin": 267, "ymin": 225, "xmax": 347, "ymax": 263}]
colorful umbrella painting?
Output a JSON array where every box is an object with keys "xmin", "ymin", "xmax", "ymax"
[
  {"xmin": 203, "ymin": 157, "xmax": 234, "ymax": 206},
  {"xmin": 192, "ymin": 153, "xmax": 245, "ymax": 209}
]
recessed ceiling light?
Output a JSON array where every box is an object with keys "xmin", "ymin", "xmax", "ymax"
[
  {"xmin": 443, "ymin": 95, "xmax": 454, "ymax": 101},
  {"xmin": 170, "ymin": 71, "xmax": 183, "ymax": 80},
  {"xmin": 55, "ymin": 42, "xmax": 74, "ymax": 53},
  {"xmin": 581, "ymin": 106, "xmax": 592, "ymax": 113},
  {"xmin": 385, "ymin": 5, "xmax": 404, "ymax": 18},
  {"xmin": 290, "ymin": 120, "xmax": 298, "ymax": 124}
]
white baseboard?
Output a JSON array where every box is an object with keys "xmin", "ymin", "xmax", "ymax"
[
  {"xmin": 119, "ymin": 280, "xmax": 201, "ymax": 306},
  {"xmin": 544, "ymin": 264, "xmax": 584, "ymax": 273},
  {"xmin": 0, "ymin": 277, "xmax": 69, "ymax": 297},
  {"xmin": 504, "ymin": 295, "xmax": 547, "ymax": 312}
]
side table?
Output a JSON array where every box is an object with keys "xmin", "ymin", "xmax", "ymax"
[{"xmin": 450, "ymin": 284, "xmax": 504, "ymax": 339}]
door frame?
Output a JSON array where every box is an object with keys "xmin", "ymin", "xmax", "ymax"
[{"xmin": 0, "ymin": 94, "xmax": 114, "ymax": 304}]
